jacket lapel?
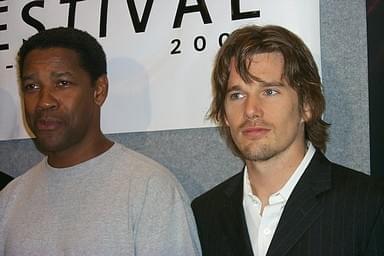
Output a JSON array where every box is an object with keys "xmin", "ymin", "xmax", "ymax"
[
  {"xmin": 266, "ymin": 151, "xmax": 332, "ymax": 256},
  {"xmin": 220, "ymin": 170, "xmax": 254, "ymax": 256}
]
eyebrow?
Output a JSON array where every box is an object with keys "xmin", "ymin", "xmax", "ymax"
[
  {"xmin": 21, "ymin": 71, "xmax": 73, "ymax": 81},
  {"xmin": 21, "ymin": 74, "xmax": 35, "ymax": 82},
  {"xmin": 259, "ymin": 80, "xmax": 285, "ymax": 87},
  {"xmin": 226, "ymin": 80, "xmax": 285, "ymax": 92},
  {"xmin": 50, "ymin": 71, "xmax": 73, "ymax": 78},
  {"xmin": 226, "ymin": 85, "xmax": 242, "ymax": 92}
]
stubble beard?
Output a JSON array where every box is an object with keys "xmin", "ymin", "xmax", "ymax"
[
  {"xmin": 238, "ymin": 141, "xmax": 278, "ymax": 162},
  {"xmin": 234, "ymin": 120, "xmax": 278, "ymax": 162}
]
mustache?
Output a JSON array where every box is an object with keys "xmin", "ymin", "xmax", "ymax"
[
  {"xmin": 239, "ymin": 119, "xmax": 269, "ymax": 129},
  {"xmin": 32, "ymin": 110, "xmax": 64, "ymax": 126}
]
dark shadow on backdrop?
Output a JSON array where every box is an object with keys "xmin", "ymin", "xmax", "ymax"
[{"xmin": 366, "ymin": 0, "xmax": 384, "ymax": 176}]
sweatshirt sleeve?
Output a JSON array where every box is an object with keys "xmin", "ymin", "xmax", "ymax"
[{"xmin": 133, "ymin": 171, "xmax": 202, "ymax": 256}]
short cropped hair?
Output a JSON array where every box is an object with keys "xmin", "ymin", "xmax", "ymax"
[
  {"xmin": 208, "ymin": 25, "xmax": 330, "ymax": 155},
  {"xmin": 18, "ymin": 27, "xmax": 107, "ymax": 83}
]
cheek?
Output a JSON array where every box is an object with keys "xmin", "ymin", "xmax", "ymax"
[
  {"xmin": 224, "ymin": 110, "xmax": 238, "ymax": 128},
  {"xmin": 69, "ymin": 95, "xmax": 97, "ymax": 123},
  {"xmin": 63, "ymin": 90, "xmax": 91, "ymax": 111},
  {"xmin": 23, "ymin": 96, "xmax": 36, "ymax": 114},
  {"xmin": 268, "ymin": 102, "xmax": 301, "ymax": 127},
  {"xmin": 284, "ymin": 106, "xmax": 303, "ymax": 130},
  {"xmin": 224, "ymin": 102, "xmax": 243, "ymax": 126},
  {"xmin": 223, "ymin": 103, "xmax": 230, "ymax": 126}
]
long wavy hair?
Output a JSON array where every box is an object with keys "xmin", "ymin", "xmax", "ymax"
[{"xmin": 208, "ymin": 25, "xmax": 330, "ymax": 157}]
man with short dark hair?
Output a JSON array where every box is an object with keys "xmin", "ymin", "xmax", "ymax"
[
  {"xmin": 192, "ymin": 25, "xmax": 384, "ymax": 256},
  {"xmin": 0, "ymin": 27, "xmax": 201, "ymax": 255}
]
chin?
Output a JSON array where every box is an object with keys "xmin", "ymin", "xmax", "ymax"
[
  {"xmin": 240, "ymin": 145, "xmax": 276, "ymax": 162},
  {"xmin": 33, "ymin": 138, "xmax": 63, "ymax": 154}
]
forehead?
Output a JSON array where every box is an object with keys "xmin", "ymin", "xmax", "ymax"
[
  {"xmin": 228, "ymin": 52, "xmax": 285, "ymax": 84},
  {"xmin": 23, "ymin": 47, "xmax": 82, "ymax": 71}
]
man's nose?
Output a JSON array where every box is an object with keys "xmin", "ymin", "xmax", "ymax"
[
  {"xmin": 36, "ymin": 87, "xmax": 58, "ymax": 111},
  {"xmin": 244, "ymin": 96, "xmax": 263, "ymax": 121}
]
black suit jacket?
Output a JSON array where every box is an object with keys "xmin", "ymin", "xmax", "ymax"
[
  {"xmin": 0, "ymin": 171, "xmax": 13, "ymax": 191},
  {"xmin": 192, "ymin": 151, "xmax": 384, "ymax": 256}
]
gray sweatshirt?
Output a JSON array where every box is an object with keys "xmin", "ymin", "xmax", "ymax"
[{"xmin": 0, "ymin": 143, "xmax": 201, "ymax": 256}]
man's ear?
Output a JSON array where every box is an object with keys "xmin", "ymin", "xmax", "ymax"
[
  {"xmin": 302, "ymin": 102, "xmax": 312, "ymax": 122},
  {"xmin": 94, "ymin": 74, "xmax": 108, "ymax": 106}
]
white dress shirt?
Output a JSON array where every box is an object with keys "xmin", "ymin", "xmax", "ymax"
[{"xmin": 243, "ymin": 143, "xmax": 316, "ymax": 256}]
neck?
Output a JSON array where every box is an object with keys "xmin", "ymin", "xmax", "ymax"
[
  {"xmin": 47, "ymin": 134, "xmax": 113, "ymax": 168},
  {"xmin": 246, "ymin": 142, "xmax": 307, "ymax": 209}
]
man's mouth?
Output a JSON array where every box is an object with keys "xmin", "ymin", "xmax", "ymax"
[
  {"xmin": 242, "ymin": 126, "xmax": 270, "ymax": 139},
  {"xmin": 35, "ymin": 117, "xmax": 63, "ymax": 131}
]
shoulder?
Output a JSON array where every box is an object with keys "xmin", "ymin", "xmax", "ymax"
[
  {"xmin": 112, "ymin": 143, "xmax": 171, "ymax": 174},
  {"xmin": 323, "ymin": 155, "xmax": 384, "ymax": 190},
  {"xmin": 111, "ymin": 143, "xmax": 188, "ymax": 199},
  {"xmin": 1, "ymin": 159, "xmax": 46, "ymax": 192},
  {"xmin": 312, "ymin": 152, "xmax": 384, "ymax": 205},
  {"xmin": 311, "ymin": 151, "xmax": 383, "ymax": 189},
  {"xmin": 110, "ymin": 143, "xmax": 179, "ymax": 183},
  {"xmin": 192, "ymin": 171, "xmax": 243, "ymax": 212},
  {"xmin": 331, "ymin": 162, "xmax": 384, "ymax": 196},
  {"xmin": 0, "ymin": 159, "xmax": 46, "ymax": 210}
]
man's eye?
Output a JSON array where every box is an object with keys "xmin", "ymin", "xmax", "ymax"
[
  {"xmin": 264, "ymin": 88, "xmax": 278, "ymax": 96},
  {"xmin": 57, "ymin": 80, "xmax": 71, "ymax": 87},
  {"xmin": 229, "ymin": 92, "xmax": 245, "ymax": 100},
  {"xmin": 23, "ymin": 83, "xmax": 39, "ymax": 92}
]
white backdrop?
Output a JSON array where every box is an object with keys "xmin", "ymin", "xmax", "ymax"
[{"xmin": 0, "ymin": 0, "xmax": 320, "ymax": 140}]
